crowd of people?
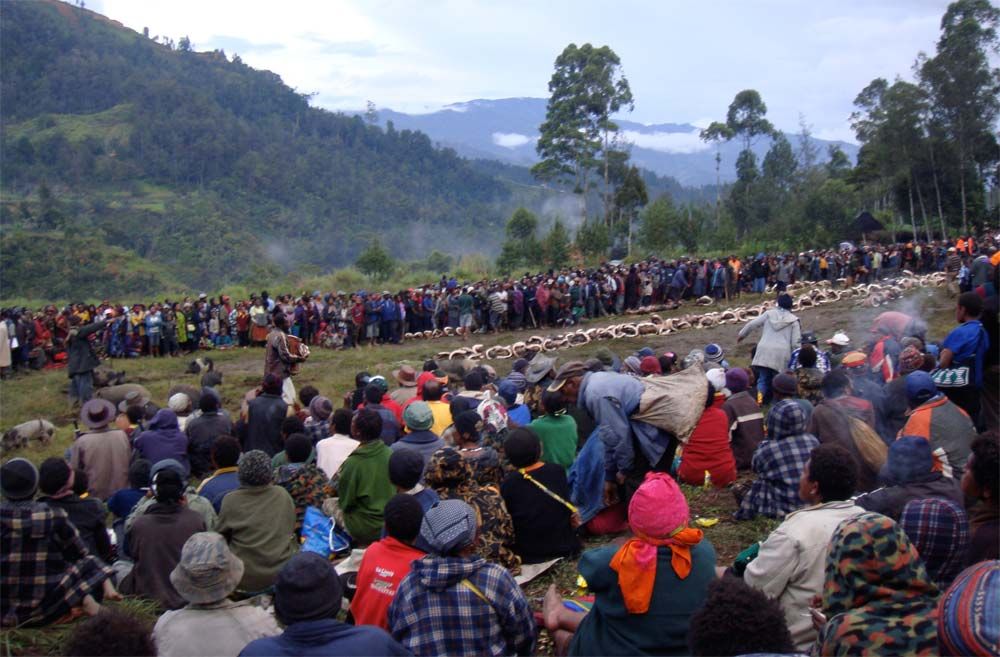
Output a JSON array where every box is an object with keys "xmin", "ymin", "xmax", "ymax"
[
  {"xmin": 1, "ymin": 235, "xmax": 997, "ymax": 377},
  {"xmin": 1, "ymin": 233, "xmax": 999, "ymax": 656}
]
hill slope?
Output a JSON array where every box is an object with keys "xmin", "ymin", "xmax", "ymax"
[
  {"xmin": 371, "ymin": 98, "xmax": 859, "ymax": 187},
  {"xmin": 0, "ymin": 0, "xmax": 514, "ymax": 295}
]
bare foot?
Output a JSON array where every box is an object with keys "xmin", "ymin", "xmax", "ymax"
[
  {"xmin": 81, "ymin": 595, "xmax": 102, "ymax": 617},
  {"xmin": 102, "ymin": 579, "xmax": 123, "ymax": 602},
  {"xmin": 543, "ymin": 584, "xmax": 563, "ymax": 632}
]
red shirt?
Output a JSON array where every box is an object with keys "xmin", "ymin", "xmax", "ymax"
[
  {"xmin": 350, "ymin": 536, "xmax": 425, "ymax": 629},
  {"xmin": 678, "ymin": 394, "xmax": 737, "ymax": 488}
]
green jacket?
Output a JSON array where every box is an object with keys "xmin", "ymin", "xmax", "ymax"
[
  {"xmin": 529, "ymin": 414, "xmax": 578, "ymax": 472},
  {"xmin": 337, "ymin": 440, "xmax": 394, "ymax": 544},
  {"xmin": 217, "ymin": 485, "xmax": 298, "ymax": 592},
  {"xmin": 176, "ymin": 310, "xmax": 188, "ymax": 343}
]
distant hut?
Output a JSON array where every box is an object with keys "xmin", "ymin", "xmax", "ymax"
[{"xmin": 851, "ymin": 211, "xmax": 885, "ymax": 243}]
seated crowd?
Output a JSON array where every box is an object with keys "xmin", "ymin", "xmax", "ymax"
[{"xmin": 1, "ymin": 288, "xmax": 998, "ymax": 657}]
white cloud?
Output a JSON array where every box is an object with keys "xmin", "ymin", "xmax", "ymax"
[
  {"xmin": 492, "ymin": 132, "xmax": 534, "ymax": 149},
  {"xmin": 620, "ymin": 130, "xmax": 710, "ymax": 155}
]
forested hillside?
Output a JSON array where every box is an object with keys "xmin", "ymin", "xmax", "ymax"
[{"xmin": 0, "ymin": 0, "xmax": 514, "ymax": 295}]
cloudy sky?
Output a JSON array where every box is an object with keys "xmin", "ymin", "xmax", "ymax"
[{"xmin": 88, "ymin": 0, "xmax": 953, "ymax": 143}]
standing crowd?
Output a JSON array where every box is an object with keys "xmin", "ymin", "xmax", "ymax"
[{"xmin": 1, "ymin": 233, "xmax": 999, "ymax": 657}]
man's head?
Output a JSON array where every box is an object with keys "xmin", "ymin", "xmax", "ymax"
[
  {"xmin": 905, "ymin": 371, "xmax": 938, "ymax": 409},
  {"xmin": 388, "ymin": 448, "xmax": 425, "ymax": 491},
  {"xmin": 128, "ymin": 459, "xmax": 152, "ymax": 489},
  {"xmin": 688, "ymin": 576, "xmax": 795, "ymax": 657},
  {"xmin": 962, "ymin": 432, "xmax": 999, "ymax": 505},
  {"xmin": 821, "ymin": 370, "xmax": 851, "ymax": 400},
  {"xmin": 351, "ymin": 408, "xmax": 383, "ymax": 443},
  {"xmin": 199, "ymin": 392, "xmax": 220, "ymax": 414},
  {"xmin": 384, "ymin": 494, "xmax": 425, "ymax": 545},
  {"xmin": 771, "ymin": 373, "xmax": 799, "ymax": 400},
  {"xmin": 799, "ymin": 443, "xmax": 857, "ymax": 504},
  {"xmin": 273, "ymin": 552, "xmax": 343, "ymax": 625},
  {"xmin": 280, "ymin": 415, "xmax": 305, "ymax": 439},
  {"xmin": 211, "ymin": 436, "xmax": 241, "ymax": 469},
  {"xmin": 284, "ymin": 434, "xmax": 312, "ymax": 465},
  {"xmin": 298, "ymin": 385, "xmax": 320, "ymax": 409},
  {"xmin": 453, "ymin": 410, "xmax": 483, "ymax": 444},
  {"xmin": 798, "ymin": 344, "xmax": 818, "ymax": 369},
  {"xmin": 957, "ymin": 291, "xmax": 983, "ymax": 323},
  {"xmin": 547, "ymin": 360, "xmax": 587, "ymax": 403},
  {"xmin": 422, "ymin": 379, "xmax": 443, "ymax": 402},
  {"xmin": 331, "ymin": 408, "xmax": 353, "ymax": 436},
  {"xmin": 419, "ymin": 499, "xmax": 479, "ymax": 557},
  {"xmin": 151, "ymin": 466, "xmax": 185, "ymax": 504},
  {"xmin": 237, "ymin": 450, "xmax": 273, "ymax": 487},
  {"xmin": 38, "ymin": 457, "xmax": 74, "ymax": 497},
  {"xmin": 463, "ymin": 370, "xmax": 484, "ymax": 392},
  {"xmin": 504, "ymin": 428, "xmax": 542, "ymax": 469},
  {"xmin": 364, "ymin": 383, "xmax": 385, "ymax": 405}
]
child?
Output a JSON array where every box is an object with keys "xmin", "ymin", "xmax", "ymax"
[
  {"xmin": 108, "ymin": 460, "xmax": 152, "ymax": 546},
  {"xmin": 528, "ymin": 390, "xmax": 578, "ymax": 473},
  {"xmin": 500, "ymin": 428, "xmax": 580, "ymax": 564},
  {"xmin": 387, "ymin": 448, "xmax": 440, "ymax": 512},
  {"xmin": 349, "ymin": 494, "xmax": 426, "ymax": 629}
]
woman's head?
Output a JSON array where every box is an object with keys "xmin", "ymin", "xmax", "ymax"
[
  {"xmin": 237, "ymin": 450, "xmax": 273, "ymax": 487},
  {"xmin": 424, "ymin": 447, "xmax": 474, "ymax": 491},
  {"xmin": 505, "ymin": 428, "xmax": 542, "ymax": 469},
  {"xmin": 627, "ymin": 472, "xmax": 689, "ymax": 539},
  {"xmin": 962, "ymin": 432, "xmax": 999, "ymax": 504},
  {"xmin": 899, "ymin": 498, "xmax": 969, "ymax": 588}
]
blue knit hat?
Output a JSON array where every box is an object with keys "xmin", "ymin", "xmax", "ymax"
[
  {"xmin": 905, "ymin": 371, "xmax": 937, "ymax": 406},
  {"xmin": 880, "ymin": 435, "xmax": 934, "ymax": 485}
]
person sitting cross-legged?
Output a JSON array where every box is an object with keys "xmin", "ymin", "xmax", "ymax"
[
  {"xmin": 388, "ymin": 499, "xmax": 536, "ymax": 657},
  {"xmin": 240, "ymin": 552, "xmax": 409, "ymax": 657},
  {"xmin": 350, "ymin": 494, "xmax": 427, "ymax": 630}
]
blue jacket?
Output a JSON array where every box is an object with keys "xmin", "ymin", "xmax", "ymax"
[
  {"xmin": 240, "ymin": 618, "xmax": 410, "ymax": 657},
  {"xmin": 568, "ymin": 428, "xmax": 606, "ymax": 523},
  {"xmin": 578, "ymin": 372, "xmax": 670, "ymax": 481}
]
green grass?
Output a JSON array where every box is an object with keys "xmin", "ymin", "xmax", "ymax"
[
  {"xmin": 0, "ymin": 285, "xmax": 957, "ymax": 655},
  {"xmin": 4, "ymin": 104, "xmax": 134, "ymax": 145}
]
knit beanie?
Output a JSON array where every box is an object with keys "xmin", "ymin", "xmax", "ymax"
[{"xmin": 1, "ymin": 458, "xmax": 39, "ymax": 500}]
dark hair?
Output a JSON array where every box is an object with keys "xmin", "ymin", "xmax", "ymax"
[
  {"xmin": 449, "ymin": 397, "xmax": 470, "ymax": 423},
  {"xmin": 423, "ymin": 360, "xmax": 438, "ymax": 372},
  {"xmin": 273, "ymin": 313, "xmax": 288, "ymax": 330},
  {"xmin": 63, "ymin": 608, "xmax": 156, "ymax": 657},
  {"xmin": 422, "ymin": 380, "xmax": 443, "ymax": 401},
  {"xmin": 38, "ymin": 457, "xmax": 72, "ymax": 495},
  {"xmin": 658, "ymin": 355, "xmax": 673, "ymax": 373},
  {"xmin": 129, "ymin": 459, "xmax": 152, "ymax": 489},
  {"xmin": 505, "ymin": 428, "xmax": 542, "ymax": 469},
  {"xmin": 541, "ymin": 388, "xmax": 567, "ymax": 415},
  {"xmin": 969, "ymin": 432, "xmax": 999, "ymax": 500},
  {"xmin": 821, "ymin": 369, "xmax": 851, "ymax": 398},
  {"xmin": 463, "ymin": 370, "xmax": 483, "ymax": 392},
  {"xmin": 354, "ymin": 371, "xmax": 370, "ymax": 388},
  {"xmin": 285, "ymin": 433, "xmax": 313, "ymax": 464},
  {"xmin": 298, "ymin": 385, "xmax": 320, "ymax": 408},
  {"xmin": 688, "ymin": 576, "xmax": 795, "ymax": 656},
  {"xmin": 262, "ymin": 373, "xmax": 283, "ymax": 395},
  {"xmin": 199, "ymin": 392, "xmax": 220, "ymax": 413},
  {"xmin": 798, "ymin": 343, "xmax": 818, "ymax": 368},
  {"xmin": 152, "ymin": 467, "xmax": 184, "ymax": 504},
  {"xmin": 353, "ymin": 408, "xmax": 383, "ymax": 442},
  {"xmin": 384, "ymin": 494, "xmax": 424, "ymax": 543},
  {"xmin": 364, "ymin": 383, "xmax": 384, "ymax": 404},
  {"xmin": 211, "ymin": 436, "xmax": 242, "ymax": 468},
  {"xmin": 126, "ymin": 404, "xmax": 145, "ymax": 425},
  {"xmin": 704, "ymin": 382, "xmax": 717, "ymax": 409},
  {"xmin": 958, "ymin": 291, "xmax": 983, "ymax": 317},
  {"xmin": 807, "ymin": 443, "xmax": 857, "ymax": 501},
  {"xmin": 281, "ymin": 415, "xmax": 305, "ymax": 437},
  {"xmin": 72, "ymin": 469, "xmax": 89, "ymax": 496},
  {"xmin": 331, "ymin": 408, "xmax": 353, "ymax": 436}
]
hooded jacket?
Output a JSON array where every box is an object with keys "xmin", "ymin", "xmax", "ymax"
[
  {"xmin": 738, "ymin": 308, "xmax": 802, "ymax": 373},
  {"xmin": 389, "ymin": 555, "xmax": 535, "ymax": 657},
  {"xmin": 134, "ymin": 410, "xmax": 191, "ymax": 475},
  {"xmin": 240, "ymin": 618, "xmax": 409, "ymax": 657}
]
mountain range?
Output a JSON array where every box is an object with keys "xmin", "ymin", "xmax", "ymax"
[{"xmin": 369, "ymin": 97, "xmax": 859, "ymax": 187}]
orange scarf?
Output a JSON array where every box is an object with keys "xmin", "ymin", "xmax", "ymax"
[{"xmin": 609, "ymin": 527, "xmax": 703, "ymax": 614}]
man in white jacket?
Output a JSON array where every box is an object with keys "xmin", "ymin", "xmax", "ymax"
[
  {"xmin": 737, "ymin": 293, "xmax": 801, "ymax": 404},
  {"xmin": 743, "ymin": 443, "xmax": 864, "ymax": 652}
]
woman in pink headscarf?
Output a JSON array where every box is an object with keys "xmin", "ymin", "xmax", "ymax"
[{"xmin": 542, "ymin": 472, "xmax": 716, "ymax": 656}]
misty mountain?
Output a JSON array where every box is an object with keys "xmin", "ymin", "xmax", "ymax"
[{"xmin": 369, "ymin": 97, "xmax": 859, "ymax": 187}]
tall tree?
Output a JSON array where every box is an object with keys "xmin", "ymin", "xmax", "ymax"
[
  {"xmin": 920, "ymin": 0, "xmax": 1000, "ymax": 232},
  {"xmin": 542, "ymin": 219, "xmax": 571, "ymax": 268},
  {"xmin": 355, "ymin": 238, "xmax": 395, "ymax": 282},
  {"xmin": 496, "ymin": 207, "xmax": 540, "ymax": 273},
  {"xmin": 699, "ymin": 121, "xmax": 733, "ymax": 225},
  {"xmin": 613, "ymin": 165, "xmax": 648, "ymax": 254},
  {"xmin": 533, "ymin": 43, "xmax": 633, "ymax": 223}
]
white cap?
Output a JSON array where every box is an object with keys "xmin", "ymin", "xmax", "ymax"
[
  {"xmin": 826, "ymin": 331, "xmax": 850, "ymax": 346},
  {"xmin": 168, "ymin": 393, "xmax": 191, "ymax": 413}
]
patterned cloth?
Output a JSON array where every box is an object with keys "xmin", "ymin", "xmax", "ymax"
[
  {"xmin": 1, "ymin": 501, "xmax": 113, "ymax": 627},
  {"xmin": 424, "ymin": 448, "xmax": 521, "ymax": 573},
  {"xmin": 273, "ymin": 463, "xmax": 335, "ymax": 535},
  {"xmin": 736, "ymin": 400, "xmax": 819, "ymax": 520},
  {"xmin": 937, "ymin": 560, "xmax": 999, "ymax": 657},
  {"xmin": 899, "ymin": 498, "xmax": 969, "ymax": 588},
  {"xmin": 304, "ymin": 417, "xmax": 330, "ymax": 445},
  {"xmin": 388, "ymin": 555, "xmax": 535, "ymax": 657},
  {"xmin": 816, "ymin": 512, "xmax": 939, "ymax": 657}
]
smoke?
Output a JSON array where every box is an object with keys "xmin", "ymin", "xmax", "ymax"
[
  {"xmin": 540, "ymin": 193, "xmax": 585, "ymax": 231},
  {"xmin": 263, "ymin": 241, "xmax": 292, "ymax": 270}
]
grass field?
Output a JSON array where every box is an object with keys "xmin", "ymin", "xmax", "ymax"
[{"xmin": 0, "ymin": 285, "xmax": 957, "ymax": 655}]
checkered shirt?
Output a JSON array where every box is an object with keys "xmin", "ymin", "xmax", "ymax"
[
  {"xmin": 2, "ymin": 501, "xmax": 113, "ymax": 627},
  {"xmin": 388, "ymin": 555, "xmax": 535, "ymax": 657},
  {"xmin": 304, "ymin": 417, "xmax": 330, "ymax": 445},
  {"xmin": 737, "ymin": 433, "xmax": 819, "ymax": 520},
  {"xmin": 899, "ymin": 498, "xmax": 969, "ymax": 587}
]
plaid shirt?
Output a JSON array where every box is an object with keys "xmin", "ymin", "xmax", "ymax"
[
  {"xmin": 389, "ymin": 555, "xmax": 535, "ymax": 657},
  {"xmin": 304, "ymin": 417, "xmax": 330, "ymax": 445},
  {"xmin": 2, "ymin": 501, "xmax": 113, "ymax": 627},
  {"xmin": 737, "ymin": 434, "xmax": 819, "ymax": 520}
]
